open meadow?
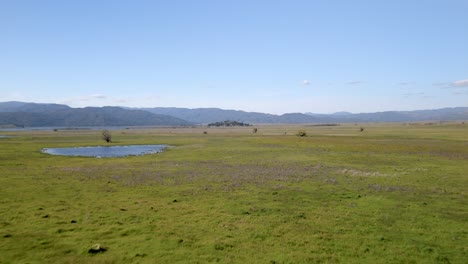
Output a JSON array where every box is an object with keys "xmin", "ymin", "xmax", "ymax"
[{"xmin": 0, "ymin": 123, "xmax": 467, "ymax": 263}]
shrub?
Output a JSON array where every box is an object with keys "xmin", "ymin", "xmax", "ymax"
[
  {"xmin": 296, "ymin": 130, "xmax": 307, "ymax": 137},
  {"xmin": 102, "ymin": 130, "xmax": 112, "ymax": 143}
]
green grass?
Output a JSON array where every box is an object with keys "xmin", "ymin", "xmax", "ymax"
[{"xmin": 0, "ymin": 123, "xmax": 467, "ymax": 263}]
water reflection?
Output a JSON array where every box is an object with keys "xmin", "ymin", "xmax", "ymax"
[{"xmin": 42, "ymin": 145, "xmax": 167, "ymax": 158}]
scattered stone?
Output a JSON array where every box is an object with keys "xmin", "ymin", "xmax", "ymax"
[
  {"xmin": 120, "ymin": 208, "xmax": 127, "ymax": 211},
  {"xmin": 3, "ymin": 234, "xmax": 12, "ymax": 238},
  {"xmin": 172, "ymin": 199, "xmax": 178, "ymax": 203},
  {"xmin": 70, "ymin": 220, "xmax": 77, "ymax": 223},
  {"xmin": 42, "ymin": 214, "xmax": 49, "ymax": 218},
  {"xmin": 88, "ymin": 244, "xmax": 107, "ymax": 254}
]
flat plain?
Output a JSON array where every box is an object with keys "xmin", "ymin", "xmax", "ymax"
[{"xmin": 0, "ymin": 123, "xmax": 467, "ymax": 263}]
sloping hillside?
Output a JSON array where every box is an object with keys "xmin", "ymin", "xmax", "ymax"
[{"xmin": 0, "ymin": 102, "xmax": 192, "ymax": 127}]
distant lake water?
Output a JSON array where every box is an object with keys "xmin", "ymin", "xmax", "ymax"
[{"xmin": 42, "ymin": 145, "xmax": 167, "ymax": 158}]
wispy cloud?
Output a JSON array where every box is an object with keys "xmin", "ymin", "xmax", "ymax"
[
  {"xmin": 78, "ymin": 94, "xmax": 107, "ymax": 101},
  {"xmin": 58, "ymin": 93, "xmax": 166, "ymax": 108},
  {"xmin": 59, "ymin": 94, "xmax": 108, "ymax": 106},
  {"xmin": 402, "ymin": 92, "xmax": 425, "ymax": 97},
  {"xmin": 452, "ymin": 91, "xmax": 468, "ymax": 95},
  {"xmin": 302, "ymin": 80, "xmax": 310, "ymax": 86},
  {"xmin": 347, "ymin": 81, "xmax": 364, "ymax": 85},
  {"xmin": 432, "ymin": 82, "xmax": 449, "ymax": 87},
  {"xmin": 451, "ymin": 79, "xmax": 468, "ymax": 87},
  {"xmin": 434, "ymin": 79, "xmax": 468, "ymax": 88},
  {"xmin": 397, "ymin": 82, "xmax": 411, "ymax": 86}
]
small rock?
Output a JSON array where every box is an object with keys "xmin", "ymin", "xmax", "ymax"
[
  {"xmin": 3, "ymin": 234, "xmax": 12, "ymax": 238},
  {"xmin": 88, "ymin": 244, "xmax": 107, "ymax": 254},
  {"xmin": 173, "ymin": 199, "xmax": 178, "ymax": 203},
  {"xmin": 120, "ymin": 208, "xmax": 127, "ymax": 211},
  {"xmin": 42, "ymin": 214, "xmax": 49, "ymax": 218},
  {"xmin": 70, "ymin": 220, "xmax": 77, "ymax": 224}
]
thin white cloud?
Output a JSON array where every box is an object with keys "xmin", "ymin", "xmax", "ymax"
[
  {"xmin": 59, "ymin": 94, "xmax": 109, "ymax": 106},
  {"xmin": 402, "ymin": 92, "xmax": 425, "ymax": 97},
  {"xmin": 347, "ymin": 81, "xmax": 364, "ymax": 85},
  {"xmin": 397, "ymin": 82, "xmax": 411, "ymax": 86},
  {"xmin": 451, "ymin": 79, "xmax": 468, "ymax": 87},
  {"xmin": 58, "ymin": 94, "xmax": 165, "ymax": 108},
  {"xmin": 70, "ymin": 94, "xmax": 108, "ymax": 102},
  {"xmin": 452, "ymin": 91, "xmax": 468, "ymax": 95},
  {"xmin": 90, "ymin": 94, "xmax": 107, "ymax": 99},
  {"xmin": 432, "ymin": 82, "xmax": 449, "ymax": 86},
  {"xmin": 302, "ymin": 80, "xmax": 310, "ymax": 86}
]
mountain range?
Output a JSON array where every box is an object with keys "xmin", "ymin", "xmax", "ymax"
[
  {"xmin": 0, "ymin": 101, "xmax": 467, "ymax": 127},
  {"xmin": 140, "ymin": 106, "xmax": 468, "ymax": 124},
  {"xmin": 0, "ymin": 102, "xmax": 191, "ymax": 127}
]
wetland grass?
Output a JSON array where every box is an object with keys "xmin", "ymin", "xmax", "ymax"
[{"xmin": 0, "ymin": 123, "xmax": 466, "ymax": 263}]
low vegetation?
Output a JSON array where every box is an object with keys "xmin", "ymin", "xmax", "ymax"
[
  {"xmin": 102, "ymin": 130, "xmax": 112, "ymax": 143},
  {"xmin": 296, "ymin": 129, "xmax": 307, "ymax": 137},
  {"xmin": 207, "ymin": 120, "xmax": 252, "ymax": 127},
  {"xmin": 0, "ymin": 123, "xmax": 466, "ymax": 263}
]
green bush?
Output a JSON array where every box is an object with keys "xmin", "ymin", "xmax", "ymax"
[{"xmin": 296, "ymin": 130, "xmax": 307, "ymax": 137}]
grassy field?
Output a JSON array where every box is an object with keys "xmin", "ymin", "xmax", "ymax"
[{"xmin": 0, "ymin": 123, "xmax": 467, "ymax": 263}]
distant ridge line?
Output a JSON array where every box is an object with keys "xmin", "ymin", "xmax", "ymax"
[{"xmin": 0, "ymin": 101, "xmax": 467, "ymax": 127}]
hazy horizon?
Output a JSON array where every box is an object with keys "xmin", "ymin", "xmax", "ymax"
[
  {"xmin": 3, "ymin": 100, "xmax": 468, "ymax": 116},
  {"xmin": 1, "ymin": 1, "xmax": 467, "ymax": 114}
]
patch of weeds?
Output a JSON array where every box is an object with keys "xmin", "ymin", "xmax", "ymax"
[
  {"xmin": 435, "ymin": 255, "xmax": 450, "ymax": 263},
  {"xmin": 214, "ymin": 242, "xmax": 233, "ymax": 251},
  {"xmin": 367, "ymin": 184, "xmax": 409, "ymax": 192},
  {"xmin": 296, "ymin": 130, "xmax": 307, "ymax": 137}
]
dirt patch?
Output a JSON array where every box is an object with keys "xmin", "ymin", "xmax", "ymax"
[{"xmin": 337, "ymin": 168, "xmax": 390, "ymax": 177}]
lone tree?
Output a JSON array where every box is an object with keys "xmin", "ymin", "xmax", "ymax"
[
  {"xmin": 102, "ymin": 130, "xmax": 112, "ymax": 143},
  {"xmin": 296, "ymin": 130, "xmax": 307, "ymax": 137}
]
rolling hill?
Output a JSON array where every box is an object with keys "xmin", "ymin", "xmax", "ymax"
[
  {"xmin": 1, "ymin": 102, "xmax": 467, "ymax": 127},
  {"xmin": 0, "ymin": 102, "xmax": 192, "ymax": 127},
  {"xmin": 141, "ymin": 107, "xmax": 468, "ymax": 124}
]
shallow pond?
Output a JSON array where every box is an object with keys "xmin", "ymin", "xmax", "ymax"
[{"xmin": 41, "ymin": 145, "xmax": 167, "ymax": 158}]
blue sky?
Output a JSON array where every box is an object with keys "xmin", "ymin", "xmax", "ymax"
[{"xmin": 1, "ymin": 0, "xmax": 467, "ymax": 114}]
